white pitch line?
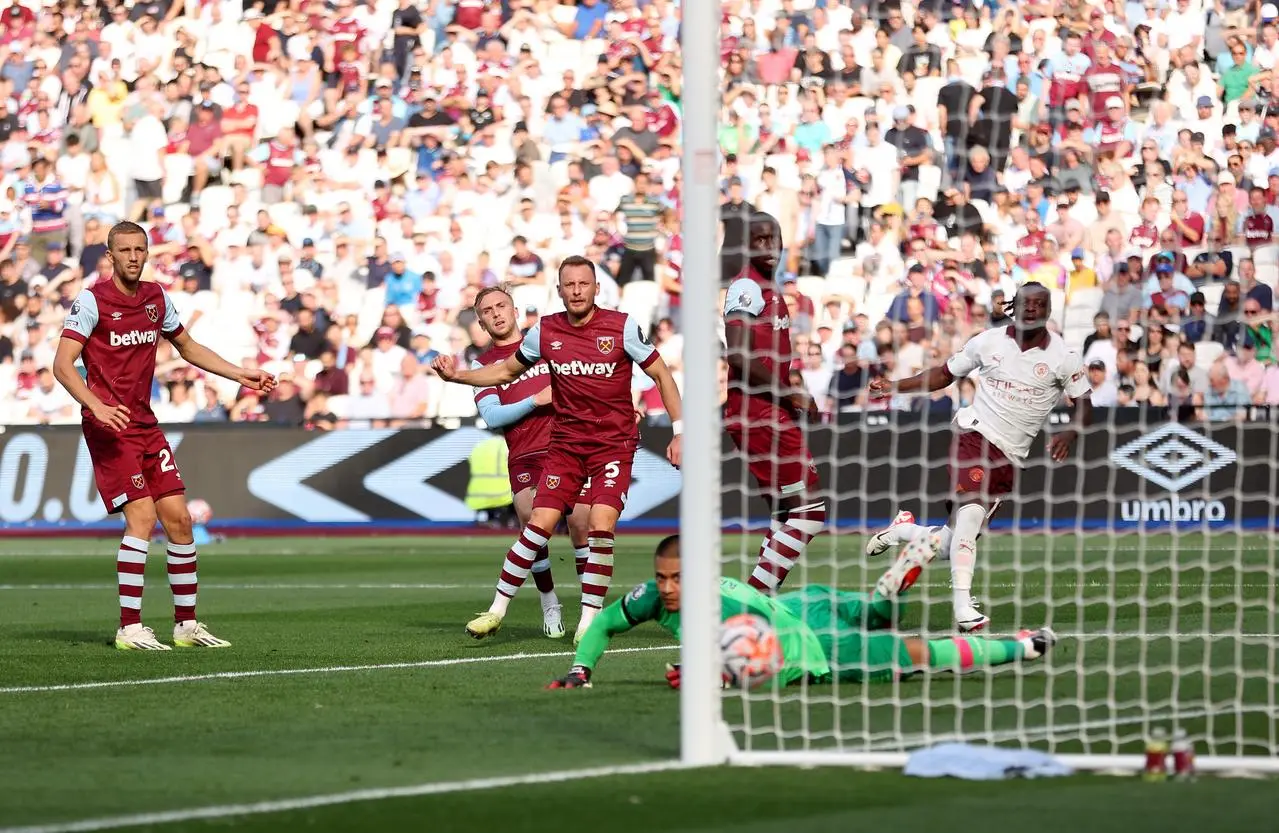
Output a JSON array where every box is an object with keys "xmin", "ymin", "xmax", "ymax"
[
  {"xmin": 0, "ymin": 645, "xmax": 677, "ymax": 695},
  {"xmin": 0, "ymin": 760, "xmax": 690, "ymax": 833}
]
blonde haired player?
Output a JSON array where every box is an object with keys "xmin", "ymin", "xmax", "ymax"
[{"xmin": 868, "ymin": 283, "xmax": 1093, "ymax": 632}]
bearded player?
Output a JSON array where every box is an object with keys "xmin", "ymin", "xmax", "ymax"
[
  {"xmin": 52, "ymin": 222, "xmax": 275, "ymax": 650},
  {"xmin": 867, "ymin": 283, "xmax": 1092, "ymax": 632},
  {"xmin": 546, "ymin": 534, "xmax": 1056, "ymax": 689},
  {"xmin": 434, "ymin": 256, "xmax": 683, "ymax": 643},
  {"xmin": 469, "ymin": 286, "xmax": 592, "ymax": 640},
  {"xmin": 723, "ymin": 211, "xmax": 826, "ymax": 593}
]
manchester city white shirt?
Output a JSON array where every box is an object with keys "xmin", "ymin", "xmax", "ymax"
[{"xmin": 945, "ymin": 327, "xmax": 1091, "ymax": 465}]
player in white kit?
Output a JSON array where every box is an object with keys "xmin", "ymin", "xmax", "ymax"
[{"xmin": 868, "ymin": 283, "xmax": 1093, "ymax": 631}]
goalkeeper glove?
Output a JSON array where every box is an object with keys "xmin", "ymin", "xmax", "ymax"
[
  {"xmin": 547, "ymin": 665, "xmax": 592, "ymax": 689},
  {"xmin": 664, "ymin": 663, "xmax": 731, "ymax": 690}
]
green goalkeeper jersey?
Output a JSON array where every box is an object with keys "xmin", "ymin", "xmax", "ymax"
[{"xmin": 572, "ymin": 577, "xmax": 831, "ymax": 685}]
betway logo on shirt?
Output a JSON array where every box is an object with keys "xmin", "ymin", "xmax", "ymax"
[
  {"xmin": 109, "ymin": 329, "xmax": 159, "ymax": 347},
  {"xmin": 501, "ymin": 362, "xmax": 550, "ymax": 391},
  {"xmin": 549, "ymin": 360, "xmax": 618, "ymax": 377}
]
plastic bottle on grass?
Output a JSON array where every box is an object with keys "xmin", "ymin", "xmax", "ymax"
[{"xmin": 1143, "ymin": 727, "xmax": 1169, "ymax": 782}]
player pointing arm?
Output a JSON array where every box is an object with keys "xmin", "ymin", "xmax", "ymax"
[
  {"xmin": 52, "ymin": 221, "xmax": 275, "ymax": 651},
  {"xmin": 867, "ymin": 283, "xmax": 1092, "ymax": 631},
  {"xmin": 435, "ymin": 257, "xmax": 681, "ymax": 644}
]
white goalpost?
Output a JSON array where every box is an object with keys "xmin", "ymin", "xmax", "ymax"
[{"xmin": 681, "ymin": 3, "xmax": 1278, "ymax": 775}]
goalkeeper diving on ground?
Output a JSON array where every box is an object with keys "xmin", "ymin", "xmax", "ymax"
[{"xmin": 547, "ymin": 535, "xmax": 1056, "ymax": 689}]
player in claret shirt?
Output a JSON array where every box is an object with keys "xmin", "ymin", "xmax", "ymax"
[
  {"xmin": 434, "ymin": 256, "xmax": 683, "ymax": 643},
  {"xmin": 53, "ymin": 222, "xmax": 276, "ymax": 650},
  {"xmin": 867, "ymin": 283, "xmax": 1092, "ymax": 632},
  {"xmin": 723, "ymin": 211, "xmax": 826, "ymax": 595},
  {"xmin": 468, "ymin": 286, "xmax": 592, "ymax": 640}
]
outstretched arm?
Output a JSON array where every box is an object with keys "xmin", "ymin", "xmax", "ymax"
[
  {"xmin": 546, "ymin": 598, "xmax": 641, "ymax": 689},
  {"xmin": 869, "ymin": 364, "xmax": 956, "ymax": 398},
  {"xmin": 434, "ymin": 352, "xmax": 526, "ymax": 388},
  {"xmin": 169, "ymin": 329, "xmax": 276, "ymax": 393}
]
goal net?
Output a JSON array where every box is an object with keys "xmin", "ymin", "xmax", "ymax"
[{"xmin": 680, "ymin": 0, "xmax": 1279, "ymax": 774}]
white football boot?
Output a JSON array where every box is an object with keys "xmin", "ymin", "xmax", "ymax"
[
  {"xmin": 874, "ymin": 530, "xmax": 940, "ymax": 601},
  {"xmin": 865, "ymin": 510, "xmax": 916, "ymax": 557},
  {"xmin": 542, "ymin": 603, "xmax": 566, "ymax": 639},
  {"xmin": 173, "ymin": 620, "xmax": 232, "ymax": 648},
  {"xmin": 115, "ymin": 624, "xmax": 172, "ymax": 651}
]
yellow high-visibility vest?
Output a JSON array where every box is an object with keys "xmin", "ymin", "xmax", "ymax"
[{"xmin": 465, "ymin": 436, "xmax": 512, "ymax": 511}]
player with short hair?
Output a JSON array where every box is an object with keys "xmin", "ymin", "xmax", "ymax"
[
  {"xmin": 867, "ymin": 282, "xmax": 1092, "ymax": 631},
  {"xmin": 722, "ymin": 211, "xmax": 827, "ymax": 594},
  {"xmin": 53, "ymin": 221, "xmax": 276, "ymax": 650},
  {"xmin": 434, "ymin": 256, "xmax": 683, "ymax": 643},
  {"xmin": 546, "ymin": 534, "xmax": 1056, "ymax": 689},
  {"xmin": 469, "ymin": 285, "xmax": 592, "ymax": 639}
]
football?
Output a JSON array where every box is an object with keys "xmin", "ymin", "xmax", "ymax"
[
  {"xmin": 720, "ymin": 613, "xmax": 783, "ymax": 688},
  {"xmin": 187, "ymin": 498, "xmax": 213, "ymax": 526}
]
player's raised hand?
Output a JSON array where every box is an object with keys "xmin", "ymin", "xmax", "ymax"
[
  {"xmin": 533, "ymin": 386, "xmax": 553, "ymax": 407},
  {"xmin": 432, "ymin": 355, "xmax": 457, "ymax": 381},
  {"xmin": 666, "ymin": 433, "xmax": 682, "ymax": 468},
  {"xmin": 867, "ymin": 377, "xmax": 893, "ymax": 400},
  {"xmin": 90, "ymin": 402, "xmax": 130, "ymax": 432},
  {"xmin": 239, "ymin": 368, "xmax": 277, "ymax": 394},
  {"xmin": 1048, "ymin": 429, "xmax": 1078, "ymax": 462},
  {"xmin": 546, "ymin": 665, "xmax": 592, "ymax": 689}
]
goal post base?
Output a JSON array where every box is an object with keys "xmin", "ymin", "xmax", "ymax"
[{"xmin": 728, "ymin": 750, "xmax": 1279, "ymax": 775}]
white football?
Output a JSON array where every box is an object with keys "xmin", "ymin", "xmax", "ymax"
[
  {"xmin": 720, "ymin": 613, "xmax": 783, "ymax": 688},
  {"xmin": 187, "ymin": 498, "xmax": 213, "ymax": 526}
]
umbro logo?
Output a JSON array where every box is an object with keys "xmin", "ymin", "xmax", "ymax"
[
  {"xmin": 550, "ymin": 341, "xmax": 562, "ymax": 350},
  {"xmin": 1110, "ymin": 423, "xmax": 1236, "ymax": 491},
  {"xmin": 111, "ymin": 312, "xmax": 123, "ymax": 321}
]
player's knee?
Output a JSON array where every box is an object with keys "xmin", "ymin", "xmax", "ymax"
[
  {"xmin": 164, "ymin": 509, "xmax": 194, "ymax": 543},
  {"xmin": 528, "ymin": 507, "xmax": 562, "ymax": 535},
  {"xmin": 586, "ymin": 504, "xmax": 619, "ymax": 535},
  {"xmin": 779, "ymin": 498, "xmax": 827, "ymax": 535}
]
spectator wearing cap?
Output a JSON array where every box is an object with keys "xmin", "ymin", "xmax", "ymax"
[
  {"xmin": 1067, "ymin": 248, "xmax": 1098, "ymax": 298},
  {"xmin": 21, "ymin": 157, "xmax": 67, "ymax": 264},
  {"xmin": 1087, "ymin": 359, "xmax": 1120, "ymax": 407},
  {"xmin": 383, "ymin": 253, "xmax": 422, "ymax": 309},
  {"xmin": 1085, "ymin": 96, "xmax": 1139, "ymax": 160}
]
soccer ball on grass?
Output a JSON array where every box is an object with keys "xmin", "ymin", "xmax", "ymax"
[{"xmin": 720, "ymin": 614, "xmax": 783, "ymax": 688}]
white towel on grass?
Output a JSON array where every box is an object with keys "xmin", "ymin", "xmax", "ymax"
[{"xmin": 904, "ymin": 743, "xmax": 1074, "ymax": 780}]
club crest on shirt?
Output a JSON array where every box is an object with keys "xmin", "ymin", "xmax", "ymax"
[
  {"xmin": 545, "ymin": 474, "xmax": 561, "ymax": 490},
  {"xmin": 517, "ymin": 472, "xmax": 531, "ymax": 484},
  {"xmin": 1033, "ymin": 362, "xmax": 1051, "ymax": 379},
  {"xmin": 131, "ymin": 473, "xmax": 145, "ymax": 490},
  {"xmin": 596, "ymin": 336, "xmax": 615, "ymax": 354},
  {"xmin": 969, "ymin": 468, "xmax": 985, "ymax": 484},
  {"xmin": 145, "ymin": 303, "xmax": 159, "ymax": 323},
  {"xmin": 70, "ymin": 301, "xmax": 80, "ymax": 315}
]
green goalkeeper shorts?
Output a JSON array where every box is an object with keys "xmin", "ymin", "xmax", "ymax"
[{"xmin": 780, "ymin": 585, "xmax": 914, "ymax": 684}]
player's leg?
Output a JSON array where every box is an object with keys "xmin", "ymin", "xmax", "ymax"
[
  {"xmin": 902, "ymin": 627, "xmax": 1057, "ymax": 675},
  {"xmin": 566, "ymin": 502, "xmax": 591, "ymax": 587},
  {"xmin": 873, "ymin": 527, "xmax": 943, "ymax": 610},
  {"xmin": 948, "ymin": 432, "xmax": 1015, "ymax": 632},
  {"xmin": 114, "ymin": 498, "xmax": 170, "ymax": 650},
  {"xmin": 578, "ymin": 502, "xmax": 620, "ymax": 643},
  {"xmin": 467, "ymin": 454, "xmax": 581, "ymax": 638},
  {"xmin": 738, "ymin": 403, "xmax": 826, "ymax": 593},
  {"xmin": 513, "ymin": 483, "xmax": 564, "ymax": 640},
  {"xmin": 154, "ymin": 493, "xmax": 230, "ymax": 647},
  {"xmin": 83, "ymin": 427, "xmax": 168, "ymax": 650}
]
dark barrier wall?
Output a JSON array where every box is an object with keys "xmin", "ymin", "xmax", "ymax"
[{"xmin": 0, "ymin": 416, "xmax": 1274, "ymax": 532}]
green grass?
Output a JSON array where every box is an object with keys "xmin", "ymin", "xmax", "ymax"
[{"xmin": 0, "ymin": 533, "xmax": 1275, "ymax": 832}]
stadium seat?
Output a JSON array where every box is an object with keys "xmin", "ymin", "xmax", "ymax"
[
  {"xmin": 1195, "ymin": 341, "xmax": 1225, "ymax": 369},
  {"xmin": 198, "ymin": 185, "xmax": 235, "ymax": 220},
  {"xmin": 1062, "ymin": 324, "xmax": 1093, "ymax": 348},
  {"xmin": 1049, "ymin": 289, "xmax": 1067, "ymax": 329},
  {"xmin": 619, "ymin": 280, "xmax": 660, "ymax": 332},
  {"xmin": 230, "ymin": 167, "xmax": 263, "ymax": 191},
  {"xmin": 326, "ymin": 395, "xmax": 350, "ymax": 419},
  {"xmin": 917, "ymin": 165, "xmax": 942, "ymax": 204},
  {"xmin": 1065, "ymin": 287, "xmax": 1103, "ymax": 315},
  {"xmin": 795, "ymin": 276, "xmax": 828, "ymax": 313}
]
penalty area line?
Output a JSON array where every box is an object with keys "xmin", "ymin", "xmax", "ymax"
[
  {"xmin": 0, "ymin": 760, "xmax": 690, "ymax": 833},
  {"xmin": 0, "ymin": 645, "xmax": 677, "ymax": 695}
]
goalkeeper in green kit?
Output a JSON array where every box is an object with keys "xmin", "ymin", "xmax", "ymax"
[{"xmin": 548, "ymin": 534, "xmax": 1056, "ymax": 689}]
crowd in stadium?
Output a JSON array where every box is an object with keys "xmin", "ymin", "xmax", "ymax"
[{"xmin": 1, "ymin": 0, "xmax": 1278, "ymax": 428}]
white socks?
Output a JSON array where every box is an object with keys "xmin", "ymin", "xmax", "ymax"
[{"xmin": 950, "ymin": 504, "xmax": 987, "ymax": 613}]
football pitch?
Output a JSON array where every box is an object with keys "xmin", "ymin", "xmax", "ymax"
[{"xmin": 1, "ymin": 532, "xmax": 1275, "ymax": 832}]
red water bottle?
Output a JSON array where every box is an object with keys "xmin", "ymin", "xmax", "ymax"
[{"xmin": 1171, "ymin": 729, "xmax": 1195, "ymax": 781}]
